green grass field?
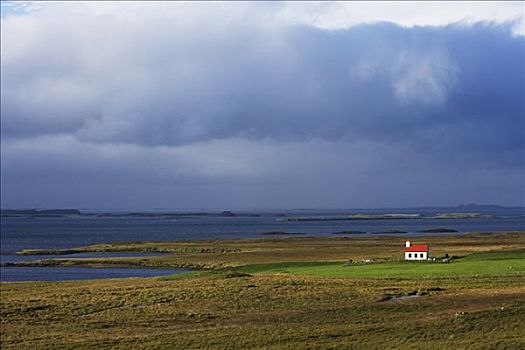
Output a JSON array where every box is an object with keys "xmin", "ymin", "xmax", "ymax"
[{"xmin": 239, "ymin": 250, "xmax": 525, "ymax": 278}]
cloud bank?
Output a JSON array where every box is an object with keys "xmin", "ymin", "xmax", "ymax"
[{"xmin": 1, "ymin": 2, "xmax": 524, "ymax": 208}]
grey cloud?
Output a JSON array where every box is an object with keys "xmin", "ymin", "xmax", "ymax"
[
  {"xmin": 1, "ymin": 4, "xmax": 524, "ymax": 208},
  {"xmin": 2, "ymin": 15, "xmax": 523, "ymax": 149},
  {"xmin": 2, "ymin": 136, "xmax": 523, "ymax": 208}
]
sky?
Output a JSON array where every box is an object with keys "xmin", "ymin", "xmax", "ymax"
[{"xmin": 1, "ymin": 1, "xmax": 524, "ymax": 209}]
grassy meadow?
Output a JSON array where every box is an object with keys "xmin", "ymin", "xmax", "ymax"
[
  {"xmin": 239, "ymin": 250, "xmax": 525, "ymax": 278},
  {"xmin": 1, "ymin": 232, "xmax": 525, "ymax": 349}
]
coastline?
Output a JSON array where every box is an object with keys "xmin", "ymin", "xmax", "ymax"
[{"xmin": 6, "ymin": 231, "xmax": 524, "ymax": 271}]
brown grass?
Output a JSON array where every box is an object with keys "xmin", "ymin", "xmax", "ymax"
[
  {"xmin": 2, "ymin": 232, "xmax": 525, "ymax": 349},
  {"xmin": 16, "ymin": 232, "xmax": 525, "ymax": 269}
]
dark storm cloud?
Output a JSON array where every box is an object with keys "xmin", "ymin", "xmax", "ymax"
[
  {"xmin": 1, "ymin": 2, "xmax": 524, "ymax": 208},
  {"xmin": 2, "ymin": 21, "xmax": 523, "ymax": 151}
]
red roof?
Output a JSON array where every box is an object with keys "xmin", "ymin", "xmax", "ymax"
[{"xmin": 405, "ymin": 244, "xmax": 428, "ymax": 252}]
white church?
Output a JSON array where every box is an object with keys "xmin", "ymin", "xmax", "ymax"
[{"xmin": 404, "ymin": 241, "xmax": 429, "ymax": 260}]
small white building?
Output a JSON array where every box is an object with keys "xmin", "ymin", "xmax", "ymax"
[{"xmin": 404, "ymin": 241, "xmax": 429, "ymax": 260}]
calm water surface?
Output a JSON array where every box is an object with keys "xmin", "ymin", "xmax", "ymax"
[{"xmin": 1, "ymin": 266, "xmax": 188, "ymax": 282}]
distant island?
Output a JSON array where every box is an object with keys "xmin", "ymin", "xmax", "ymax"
[
  {"xmin": 280, "ymin": 212, "xmax": 493, "ymax": 222},
  {"xmin": 2, "ymin": 204, "xmax": 520, "ymax": 220},
  {"xmin": 0, "ymin": 209, "xmax": 261, "ymax": 219},
  {"xmin": 0, "ymin": 209, "xmax": 81, "ymax": 218}
]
